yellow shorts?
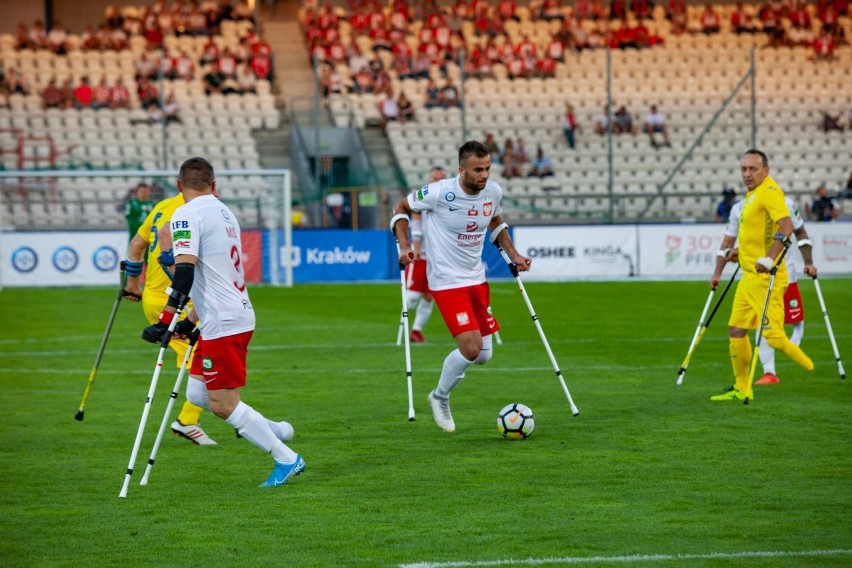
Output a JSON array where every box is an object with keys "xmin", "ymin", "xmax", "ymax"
[
  {"xmin": 728, "ymin": 273, "xmax": 788, "ymax": 340},
  {"xmin": 142, "ymin": 292, "xmax": 195, "ymax": 369}
]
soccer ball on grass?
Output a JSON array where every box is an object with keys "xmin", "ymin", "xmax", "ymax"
[{"xmin": 497, "ymin": 403, "xmax": 535, "ymax": 440}]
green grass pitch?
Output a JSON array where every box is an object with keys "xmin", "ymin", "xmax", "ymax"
[{"xmin": 0, "ymin": 279, "xmax": 850, "ymax": 567}]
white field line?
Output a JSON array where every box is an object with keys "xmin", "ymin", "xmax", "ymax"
[
  {"xmin": 0, "ymin": 332, "xmax": 849, "ymax": 357},
  {"xmin": 399, "ymin": 548, "xmax": 852, "ymax": 568}
]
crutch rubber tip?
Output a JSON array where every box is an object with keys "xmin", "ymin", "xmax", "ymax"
[
  {"xmin": 74, "ymin": 410, "xmax": 85, "ymax": 421},
  {"xmin": 408, "ymin": 417, "xmax": 415, "ymax": 422},
  {"xmin": 572, "ymin": 412, "xmax": 580, "ymax": 417},
  {"xmin": 743, "ymin": 398, "xmax": 750, "ymax": 405}
]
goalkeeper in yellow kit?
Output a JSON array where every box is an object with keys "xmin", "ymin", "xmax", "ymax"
[
  {"xmin": 709, "ymin": 150, "xmax": 814, "ymax": 401},
  {"xmin": 123, "ymin": 191, "xmax": 216, "ymax": 444}
]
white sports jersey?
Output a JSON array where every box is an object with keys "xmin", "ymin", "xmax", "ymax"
[
  {"xmin": 171, "ymin": 194, "xmax": 255, "ymax": 339},
  {"xmin": 725, "ymin": 196, "xmax": 805, "ymax": 282},
  {"xmin": 407, "ymin": 176, "xmax": 503, "ymax": 291}
]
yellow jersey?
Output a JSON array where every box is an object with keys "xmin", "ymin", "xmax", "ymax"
[
  {"xmin": 737, "ymin": 175, "xmax": 789, "ymax": 278},
  {"xmin": 137, "ymin": 193, "xmax": 185, "ymax": 300}
]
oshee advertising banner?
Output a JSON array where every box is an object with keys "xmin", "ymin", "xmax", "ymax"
[
  {"xmin": 1, "ymin": 231, "xmax": 128, "ymax": 286},
  {"xmin": 512, "ymin": 226, "xmax": 638, "ymax": 280},
  {"xmin": 267, "ymin": 229, "xmax": 390, "ymax": 283}
]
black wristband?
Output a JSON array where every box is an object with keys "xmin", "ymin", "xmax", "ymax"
[{"xmin": 166, "ymin": 262, "xmax": 195, "ymax": 309}]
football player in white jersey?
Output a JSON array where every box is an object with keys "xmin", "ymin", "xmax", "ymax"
[
  {"xmin": 391, "ymin": 141, "xmax": 532, "ymax": 433},
  {"xmin": 722, "ymin": 195, "xmax": 817, "ymax": 385},
  {"xmin": 405, "ymin": 166, "xmax": 447, "ymax": 343},
  {"xmin": 143, "ymin": 158, "xmax": 304, "ymax": 487}
]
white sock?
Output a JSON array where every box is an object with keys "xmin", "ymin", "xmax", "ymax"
[
  {"xmin": 185, "ymin": 376, "xmax": 210, "ymax": 410},
  {"xmin": 759, "ymin": 340, "xmax": 776, "ymax": 375},
  {"xmin": 413, "ymin": 298, "xmax": 433, "ymax": 332},
  {"xmin": 435, "ymin": 349, "xmax": 473, "ymax": 398},
  {"xmin": 790, "ymin": 322, "xmax": 804, "ymax": 346},
  {"xmin": 226, "ymin": 402, "xmax": 297, "ymax": 464},
  {"xmin": 406, "ymin": 290, "xmax": 421, "ymax": 309}
]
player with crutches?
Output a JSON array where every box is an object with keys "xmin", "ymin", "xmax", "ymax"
[
  {"xmin": 720, "ymin": 196, "xmax": 819, "ymax": 386},
  {"xmin": 391, "ymin": 141, "xmax": 530, "ymax": 433},
  {"xmin": 708, "ymin": 150, "xmax": 813, "ymax": 403},
  {"xmin": 74, "ymin": 261, "xmax": 141, "ymax": 421},
  {"xmin": 123, "ymin": 191, "xmax": 216, "ymax": 445}
]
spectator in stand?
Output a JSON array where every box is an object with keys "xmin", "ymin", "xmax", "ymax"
[
  {"xmin": 614, "ymin": 105, "xmax": 638, "ymax": 135},
  {"xmin": 92, "ymin": 77, "xmax": 112, "ymax": 109},
  {"xmin": 203, "ymin": 62, "xmax": 225, "ymax": 95},
  {"xmin": 80, "ymin": 24, "xmax": 100, "ymax": 50},
  {"xmin": 41, "ymin": 78, "xmax": 66, "ymax": 109},
  {"xmin": 398, "ymin": 92, "xmax": 416, "ymax": 122},
  {"xmin": 823, "ymin": 111, "xmax": 845, "ymax": 132},
  {"xmin": 14, "ymin": 23, "xmax": 31, "ymax": 50},
  {"xmin": 564, "ymin": 103, "xmax": 579, "ymax": 149},
  {"xmin": 806, "ymin": 184, "xmax": 840, "ymax": 221},
  {"xmin": 46, "ymin": 21, "xmax": 69, "ymax": 55},
  {"xmin": 353, "ymin": 67, "xmax": 374, "ymax": 93},
  {"xmin": 60, "ymin": 78, "xmax": 74, "ymax": 107},
  {"xmin": 441, "ymin": 79, "xmax": 461, "ymax": 108},
  {"xmin": 378, "ymin": 89, "xmax": 399, "ymax": 131},
  {"xmin": 528, "ymin": 147, "xmax": 555, "ymax": 177},
  {"xmin": 484, "ymin": 133, "xmax": 500, "ymax": 163},
  {"xmin": 731, "ymin": 2, "xmax": 759, "ymax": 34},
  {"xmin": 219, "ymin": 47, "xmax": 238, "ymax": 78},
  {"xmin": 249, "ymin": 52, "xmax": 273, "ymax": 82},
  {"xmin": 668, "ymin": 0, "xmax": 688, "ymax": 34},
  {"xmin": 73, "ymin": 77, "xmax": 95, "ymax": 109},
  {"xmin": 174, "ymin": 50, "xmax": 195, "ymax": 80},
  {"xmin": 188, "ymin": 7, "xmax": 208, "ymax": 35},
  {"xmin": 500, "ymin": 138, "xmax": 523, "ymax": 178},
  {"xmin": 644, "ymin": 104, "xmax": 671, "ymax": 148},
  {"xmin": 143, "ymin": 20, "xmax": 165, "ymax": 50},
  {"xmin": 138, "ymin": 77, "xmax": 160, "ymax": 109},
  {"xmin": 135, "ymin": 52, "xmax": 159, "ymax": 81},
  {"xmin": 29, "ymin": 20, "xmax": 48, "ymax": 50},
  {"xmin": 758, "ymin": 2, "xmax": 780, "ymax": 37},
  {"xmin": 6, "ymin": 68, "xmax": 30, "ymax": 95},
  {"xmin": 236, "ymin": 64, "xmax": 258, "ymax": 94},
  {"xmin": 110, "ymin": 78, "xmax": 132, "ymax": 110},
  {"xmin": 595, "ymin": 104, "xmax": 612, "ymax": 135},
  {"xmin": 812, "ymin": 26, "xmax": 836, "ymax": 60},
  {"xmin": 699, "ymin": 3, "xmax": 721, "ymax": 34},
  {"xmin": 715, "ymin": 187, "xmax": 737, "ymax": 222},
  {"xmin": 200, "ymin": 36, "xmax": 220, "ymax": 65},
  {"xmin": 515, "ymin": 137, "xmax": 530, "ymax": 166}
]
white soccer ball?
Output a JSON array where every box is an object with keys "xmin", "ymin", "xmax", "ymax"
[{"xmin": 497, "ymin": 403, "xmax": 535, "ymax": 440}]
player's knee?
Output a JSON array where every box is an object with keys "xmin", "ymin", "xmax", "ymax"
[
  {"xmin": 764, "ymin": 333, "xmax": 789, "ymax": 351},
  {"xmin": 473, "ymin": 348, "xmax": 492, "ymax": 365},
  {"xmin": 185, "ymin": 376, "xmax": 210, "ymax": 410}
]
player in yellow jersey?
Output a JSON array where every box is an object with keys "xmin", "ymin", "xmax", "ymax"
[
  {"xmin": 124, "ymin": 191, "xmax": 217, "ymax": 444},
  {"xmin": 708, "ymin": 149, "xmax": 814, "ymax": 402}
]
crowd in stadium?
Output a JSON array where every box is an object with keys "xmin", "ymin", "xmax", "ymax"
[
  {"xmin": 304, "ymin": 0, "xmax": 849, "ymax": 100},
  {"xmin": 4, "ymin": 0, "xmax": 274, "ymax": 115}
]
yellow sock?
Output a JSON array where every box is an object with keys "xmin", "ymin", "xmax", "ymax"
[
  {"xmin": 177, "ymin": 400, "xmax": 204, "ymax": 425},
  {"xmin": 775, "ymin": 340, "xmax": 815, "ymax": 371},
  {"xmin": 730, "ymin": 336, "xmax": 752, "ymax": 393}
]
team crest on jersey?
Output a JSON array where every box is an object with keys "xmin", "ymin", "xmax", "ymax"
[
  {"xmin": 203, "ymin": 357, "xmax": 213, "ymax": 370},
  {"xmin": 456, "ymin": 312, "xmax": 470, "ymax": 326},
  {"xmin": 483, "ymin": 202, "xmax": 493, "ymax": 216},
  {"xmin": 446, "ymin": 192, "xmax": 456, "ymax": 201}
]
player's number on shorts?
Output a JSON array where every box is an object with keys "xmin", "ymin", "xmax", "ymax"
[{"xmin": 231, "ymin": 245, "xmax": 246, "ymax": 292}]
